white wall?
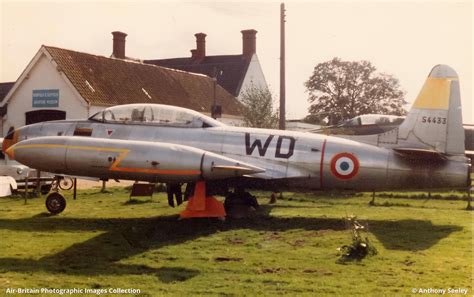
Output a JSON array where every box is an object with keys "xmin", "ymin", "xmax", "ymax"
[
  {"xmin": 286, "ymin": 121, "xmax": 321, "ymax": 132},
  {"xmin": 88, "ymin": 105, "xmax": 107, "ymax": 118},
  {"xmin": 2, "ymin": 52, "xmax": 89, "ymax": 136},
  {"xmin": 219, "ymin": 116, "xmax": 244, "ymax": 127},
  {"xmin": 237, "ymin": 54, "xmax": 269, "ymax": 100}
]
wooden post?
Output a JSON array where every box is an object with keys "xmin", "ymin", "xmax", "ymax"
[
  {"xmin": 73, "ymin": 178, "xmax": 77, "ymax": 200},
  {"xmin": 467, "ymin": 188, "xmax": 472, "ymax": 210},
  {"xmin": 101, "ymin": 180, "xmax": 106, "ymax": 192},
  {"xmin": 369, "ymin": 191, "xmax": 376, "ymax": 205},
  {"xmin": 269, "ymin": 192, "xmax": 277, "ymax": 204},
  {"xmin": 24, "ymin": 176, "xmax": 28, "ymax": 204}
]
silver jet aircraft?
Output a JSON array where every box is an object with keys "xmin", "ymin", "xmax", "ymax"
[{"xmin": 2, "ymin": 65, "xmax": 471, "ymax": 216}]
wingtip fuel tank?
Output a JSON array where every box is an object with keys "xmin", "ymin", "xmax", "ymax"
[{"xmin": 7, "ymin": 136, "xmax": 264, "ymax": 183}]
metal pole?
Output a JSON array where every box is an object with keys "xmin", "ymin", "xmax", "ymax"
[
  {"xmin": 211, "ymin": 67, "xmax": 221, "ymax": 120},
  {"xmin": 73, "ymin": 178, "xmax": 77, "ymax": 200},
  {"xmin": 213, "ymin": 77, "xmax": 217, "ymax": 119},
  {"xmin": 279, "ymin": 2, "xmax": 286, "ymax": 130}
]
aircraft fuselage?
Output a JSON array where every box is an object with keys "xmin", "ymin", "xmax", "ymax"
[{"xmin": 11, "ymin": 119, "xmax": 470, "ymax": 191}]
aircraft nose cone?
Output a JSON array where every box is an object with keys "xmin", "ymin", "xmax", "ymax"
[{"xmin": 2, "ymin": 129, "xmax": 18, "ymax": 159}]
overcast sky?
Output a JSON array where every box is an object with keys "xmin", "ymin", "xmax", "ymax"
[{"xmin": 1, "ymin": 0, "xmax": 472, "ymax": 123}]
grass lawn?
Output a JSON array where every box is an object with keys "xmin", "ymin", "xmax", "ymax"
[{"xmin": 0, "ymin": 187, "xmax": 472, "ymax": 296}]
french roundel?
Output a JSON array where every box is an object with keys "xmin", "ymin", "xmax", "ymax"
[{"xmin": 330, "ymin": 153, "xmax": 359, "ymax": 180}]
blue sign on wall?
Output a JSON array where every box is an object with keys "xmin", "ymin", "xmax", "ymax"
[{"xmin": 32, "ymin": 89, "xmax": 59, "ymax": 108}]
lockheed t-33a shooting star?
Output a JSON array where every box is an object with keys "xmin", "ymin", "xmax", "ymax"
[{"xmin": 2, "ymin": 65, "xmax": 471, "ymax": 216}]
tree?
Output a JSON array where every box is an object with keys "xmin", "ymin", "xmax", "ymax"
[
  {"xmin": 305, "ymin": 58, "xmax": 407, "ymax": 125},
  {"xmin": 240, "ymin": 84, "xmax": 279, "ymax": 128}
]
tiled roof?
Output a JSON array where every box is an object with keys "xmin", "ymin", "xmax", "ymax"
[
  {"xmin": 44, "ymin": 46, "xmax": 242, "ymax": 116},
  {"xmin": 144, "ymin": 55, "xmax": 251, "ymax": 97},
  {"xmin": 0, "ymin": 82, "xmax": 14, "ymax": 103}
]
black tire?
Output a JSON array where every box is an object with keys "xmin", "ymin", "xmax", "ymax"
[
  {"xmin": 59, "ymin": 177, "xmax": 74, "ymax": 190},
  {"xmin": 45, "ymin": 192, "xmax": 66, "ymax": 215},
  {"xmin": 248, "ymin": 194, "xmax": 259, "ymax": 209},
  {"xmin": 41, "ymin": 184, "xmax": 52, "ymax": 195},
  {"xmin": 244, "ymin": 192, "xmax": 259, "ymax": 209}
]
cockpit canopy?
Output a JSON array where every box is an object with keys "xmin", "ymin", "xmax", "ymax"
[
  {"xmin": 89, "ymin": 104, "xmax": 224, "ymax": 128},
  {"xmin": 339, "ymin": 114, "xmax": 404, "ymax": 127}
]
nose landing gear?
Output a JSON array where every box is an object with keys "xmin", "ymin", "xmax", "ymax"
[
  {"xmin": 44, "ymin": 176, "xmax": 75, "ymax": 215},
  {"xmin": 45, "ymin": 192, "xmax": 66, "ymax": 215}
]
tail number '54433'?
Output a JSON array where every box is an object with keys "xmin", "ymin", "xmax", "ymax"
[{"xmin": 245, "ymin": 133, "xmax": 295, "ymax": 159}]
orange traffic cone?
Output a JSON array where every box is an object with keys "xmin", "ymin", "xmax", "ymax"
[{"xmin": 180, "ymin": 181, "xmax": 226, "ymax": 219}]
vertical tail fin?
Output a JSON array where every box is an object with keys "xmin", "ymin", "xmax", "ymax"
[{"xmin": 396, "ymin": 65, "xmax": 464, "ymax": 155}]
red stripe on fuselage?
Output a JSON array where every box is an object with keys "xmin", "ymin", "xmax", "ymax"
[{"xmin": 320, "ymin": 139, "xmax": 327, "ymax": 189}]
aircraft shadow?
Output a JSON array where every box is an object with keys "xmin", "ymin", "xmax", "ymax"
[
  {"xmin": 368, "ymin": 219, "xmax": 462, "ymax": 251},
  {"xmin": 0, "ymin": 206, "xmax": 462, "ymax": 277}
]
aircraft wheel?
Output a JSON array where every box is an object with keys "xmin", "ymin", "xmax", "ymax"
[
  {"xmin": 59, "ymin": 177, "xmax": 74, "ymax": 190},
  {"xmin": 224, "ymin": 191, "xmax": 259, "ymax": 212},
  {"xmin": 45, "ymin": 192, "xmax": 66, "ymax": 215},
  {"xmin": 224, "ymin": 191, "xmax": 258, "ymax": 219},
  {"xmin": 245, "ymin": 192, "xmax": 259, "ymax": 209}
]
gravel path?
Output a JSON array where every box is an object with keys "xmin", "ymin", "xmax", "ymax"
[{"xmin": 75, "ymin": 179, "xmax": 135, "ymax": 190}]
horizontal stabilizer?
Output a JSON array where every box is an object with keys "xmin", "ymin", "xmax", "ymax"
[{"xmin": 393, "ymin": 148, "xmax": 447, "ymax": 160}]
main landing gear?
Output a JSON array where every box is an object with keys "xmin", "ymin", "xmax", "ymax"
[
  {"xmin": 179, "ymin": 182, "xmax": 259, "ymax": 219},
  {"xmin": 223, "ymin": 187, "xmax": 259, "ymax": 218}
]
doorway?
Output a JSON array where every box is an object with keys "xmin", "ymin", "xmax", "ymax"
[{"xmin": 25, "ymin": 110, "xmax": 66, "ymax": 125}]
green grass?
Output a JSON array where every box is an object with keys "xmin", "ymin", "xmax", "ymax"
[{"xmin": 0, "ymin": 188, "xmax": 472, "ymax": 296}]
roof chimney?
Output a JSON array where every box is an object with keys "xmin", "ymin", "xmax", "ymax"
[
  {"xmin": 194, "ymin": 33, "xmax": 206, "ymax": 60},
  {"xmin": 241, "ymin": 29, "xmax": 257, "ymax": 57},
  {"xmin": 112, "ymin": 31, "xmax": 127, "ymax": 59}
]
